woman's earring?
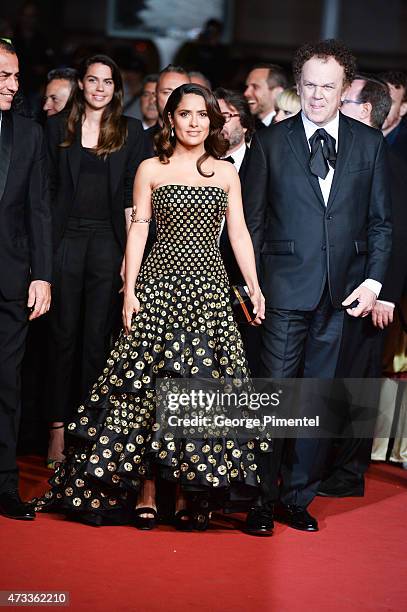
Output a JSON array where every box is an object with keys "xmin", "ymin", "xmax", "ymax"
[{"xmin": 171, "ymin": 127, "xmax": 174, "ymax": 138}]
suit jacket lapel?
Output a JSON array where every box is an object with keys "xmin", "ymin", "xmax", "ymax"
[
  {"xmin": 0, "ymin": 112, "xmax": 13, "ymax": 203},
  {"xmin": 238, "ymin": 147, "xmax": 249, "ymax": 183},
  {"xmin": 326, "ymin": 113, "xmax": 354, "ymax": 209},
  {"xmin": 67, "ymin": 122, "xmax": 81, "ymax": 193},
  {"xmin": 286, "ymin": 113, "xmax": 325, "ymax": 208}
]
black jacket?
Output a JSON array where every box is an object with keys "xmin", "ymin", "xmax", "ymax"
[
  {"xmin": 0, "ymin": 112, "xmax": 52, "ymax": 299},
  {"xmin": 243, "ymin": 112, "xmax": 392, "ymax": 310},
  {"xmin": 387, "ymin": 118, "xmax": 407, "ymax": 167},
  {"xmin": 380, "ymin": 150, "xmax": 407, "ymax": 302},
  {"xmin": 219, "ymin": 147, "xmax": 250, "ymax": 284},
  {"xmin": 45, "ymin": 113, "xmax": 145, "ymax": 252}
]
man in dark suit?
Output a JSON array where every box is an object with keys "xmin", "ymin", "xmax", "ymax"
[
  {"xmin": 244, "ymin": 63, "xmax": 288, "ymax": 131},
  {"xmin": 242, "ymin": 40, "xmax": 392, "ymax": 535},
  {"xmin": 215, "ymin": 88, "xmax": 253, "ymax": 280},
  {"xmin": 214, "ymin": 87, "xmax": 262, "ymax": 375},
  {"xmin": 379, "ymin": 71, "xmax": 407, "ymax": 165},
  {"xmin": 0, "ymin": 39, "xmax": 52, "ymax": 520},
  {"xmin": 319, "ymin": 76, "xmax": 407, "ymax": 496}
]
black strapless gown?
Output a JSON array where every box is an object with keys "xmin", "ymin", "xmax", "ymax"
[{"xmin": 34, "ymin": 185, "xmax": 270, "ymax": 524}]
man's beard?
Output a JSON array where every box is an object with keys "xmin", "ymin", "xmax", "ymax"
[{"xmin": 225, "ymin": 126, "xmax": 244, "ymax": 150}]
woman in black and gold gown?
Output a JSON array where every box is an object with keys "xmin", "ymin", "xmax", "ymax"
[{"xmin": 34, "ymin": 83, "xmax": 267, "ymax": 530}]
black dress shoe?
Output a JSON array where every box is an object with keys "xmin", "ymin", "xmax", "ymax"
[
  {"xmin": 0, "ymin": 490, "xmax": 36, "ymax": 520},
  {"xmin": 317, "ymin": 479, "xmax": 364, "ymax": 498},
  {"xmin": 244, "ymin": 506, "xmax": 274, "ymax": 536},
  {"xmin": 274, "ymin": 504, "xmax": 318, "ymax": 532}
]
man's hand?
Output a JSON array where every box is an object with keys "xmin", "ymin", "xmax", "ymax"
[
  {"xmin": 371, "ymin": 301, "xmax": 394, "ymax": 329},
  {"xmin": 342, "ymin": 285, "xmax": 377, "ymax": 318},
  {"xmin": 27, "ymin": 280, "xmax": 51, "ymax": 320}
]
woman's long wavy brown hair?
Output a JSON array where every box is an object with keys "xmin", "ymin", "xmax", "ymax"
[
  {"xmin": 155, "ymin": 83, "xmax": 229, "ymax": 177},
  {"xmin": 60, "ymin": 54, "xmax": 127, "ymax": 156}
]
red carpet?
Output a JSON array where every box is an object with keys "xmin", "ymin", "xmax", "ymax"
[{"xmin": 0, "ymin": 457, "xmax": 405, "ymax": 611}]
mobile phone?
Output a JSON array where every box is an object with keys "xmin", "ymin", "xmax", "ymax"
[{"xmin": 341, "ymin": 299, "xmax": 359, "ymax": 310}]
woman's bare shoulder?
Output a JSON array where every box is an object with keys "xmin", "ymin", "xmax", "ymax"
[
  {"xmin": 138, "ymin": 157, "xmax": 163, "ymax": 171},
  {"xmin": 213, "ymin": 157, "xmax": 238, "ymax": 175},
  {"xmin": 212, "ymin": 158, "xmax": 239, "ymax": 191}
]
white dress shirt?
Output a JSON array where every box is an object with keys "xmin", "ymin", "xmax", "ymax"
[
  {"xmin": 301, "ymin": 111, "xmax": 382, "ymax": 299},
  {"xmin": 227, "ymin": 142, "xmax": 246, "ymax": 173},
  {"xmin": 262, "ymin": 110, "xmax": 276, "ymax": 127}
]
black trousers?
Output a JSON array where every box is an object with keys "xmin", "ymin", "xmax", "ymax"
[
  {"xmin": 0, "ymin": 292, "xmax": 28, "ymax": 494},
  {"xmin": 322, "ymin": 316, "xmax": 386, "ymax": 489},
  {"xmin": 257, "ymin": 285, "xmax": 344, "ymax": 508},
  {"xmin": 47, "ymin": 218, "xmax": 122, "ymax": 423}
]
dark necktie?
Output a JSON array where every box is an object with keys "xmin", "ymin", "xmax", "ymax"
[
  {"xmin": 224, "ymin": 156, "xmax": 235, "ymax": 164},
  {"xmin": 308, "ymin": 128, "xmax": 337, "ymax": 179}
]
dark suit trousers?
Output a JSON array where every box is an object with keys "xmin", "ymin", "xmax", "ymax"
[
  {"xmin": 47, "ymin": 218, "xmax": 122, "ymax": 423},
  {"xmin": 257, "ymin": 285, "xmax": 345, "ymax": 507},
  {"xmin": 324, "ymin": 317, "xmax": 386, "ymax": 488},
  {"xmin": 0, "ymin": 293, "xmax": 28, "ymax": 493}
]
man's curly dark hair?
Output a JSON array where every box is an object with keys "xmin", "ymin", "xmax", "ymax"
[{"xmin": 293, "ymin": 39, "xmax": 356, "ymax": 86}]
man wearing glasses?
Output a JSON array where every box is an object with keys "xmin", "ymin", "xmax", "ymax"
[
  {"xmin": 215, "ymin": 88, "xmax": 254, "ymax": 178},
  {"xmin": 139, "ymin": 73, "xmax": 158, "ymax": 130},
  {"xmin": 214, "ymin": 88, "xmax": 261, "ymax": 375}
]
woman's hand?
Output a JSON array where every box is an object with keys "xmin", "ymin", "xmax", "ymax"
[
  {"xmin": 250, "ymin": 287, "xmax": 266, "ymax": 325},
  {"xmin": 249, "ymin": 288, "xmax": 265, "ymax": 326},
  {"xmin": 122, "ymin": 291, "xmax": 140, "ymax": 334}
]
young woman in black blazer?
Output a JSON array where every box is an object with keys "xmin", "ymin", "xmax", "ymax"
[{"xmin": 45, "ymin": 54, "xmax": 145, "ymax": 467}]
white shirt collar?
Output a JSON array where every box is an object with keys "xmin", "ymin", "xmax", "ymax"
[
  {"xmin": 262, "ymin": 110, "xmax": 276, "ymax": 127},
  {"xmin": 301, "ymin": 111, "xmax": 339, "ymax": 150},
  {"xmin": 227, "ymin": 141, "xmax": 246, "ymax": 172}
]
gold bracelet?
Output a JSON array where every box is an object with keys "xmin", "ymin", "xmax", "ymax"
[{"xmin": 130, "ymin": 209, "xmax": 151, "ymax": 224}]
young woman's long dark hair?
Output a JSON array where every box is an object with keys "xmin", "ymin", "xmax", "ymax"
[
  {"xmin": 61, "ymin": 54, "xmax": 127, "ymax": 156},
  {"xmin": 155, "ymin": 83, "xmax": 228, "ymax": 177}
]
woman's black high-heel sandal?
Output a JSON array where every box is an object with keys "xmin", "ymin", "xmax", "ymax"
[
  {"xmin": 191, "ymin": 495, "xmax": 210, "ymax": 531},
  {"xmin": 46, "ymin": 424, "xmax": 65, "ymax": 470},
  {"xmin": 192, "ymin": 510, "xmax": 210, "ymax": 531},
  {"xmin": 134, "ymin": 507, "xmax": 158, "ymax": 530},
  {"xmin": 173, "ymin": 509, "xmax": 194, "ymax": 531}
]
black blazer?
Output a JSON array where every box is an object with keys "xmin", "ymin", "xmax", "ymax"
[
  {"xmin": 387, "ymin": 117, "xmax": 407, "ymax": 167},
  {"xmin": 0, "ymin": 112, "xmax": 52, "ymax": 299},
  {"xmin": 243, "ymin": 112, "xmax": 392, "ymax": 310},
  {"xmin": 45, "ymin": 113, "xmax": 145, "ymax": 251},
  {"xmin": 380, "ymin": 150, "xmax": 407, "ymax": 302},
  {"xmin": 219, "ymin": 147, "xmax": 250, "ymax": 283}
]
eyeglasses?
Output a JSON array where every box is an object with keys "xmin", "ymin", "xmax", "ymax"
[
  {"xmin": 222, "ymin": 112, "xmax": 240, "ymax": 123},
  {"xmin": 341, "ymin": 99, "xmax": 363, "ymax": 106}
]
